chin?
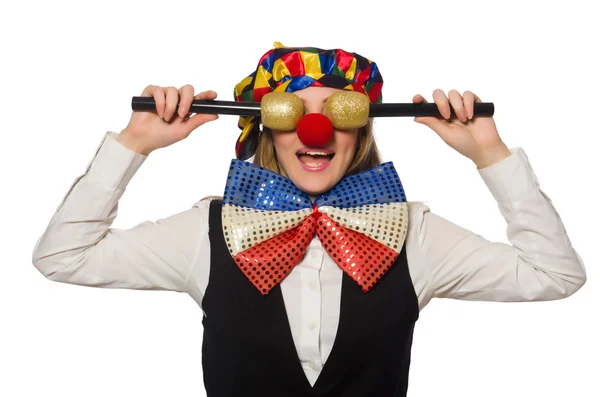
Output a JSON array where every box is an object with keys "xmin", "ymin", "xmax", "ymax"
[
  {"xmin": 287, "ymin": 161, "xmax": 344, "ymax": 196},
  {"xmin": 294, "ymin": 178, "xmax": 336, "ymax": 197}
]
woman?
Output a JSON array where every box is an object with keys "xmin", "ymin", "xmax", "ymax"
[{"xmin": 31, "ymin": 43, "xmax": 586, "ymax": 396}]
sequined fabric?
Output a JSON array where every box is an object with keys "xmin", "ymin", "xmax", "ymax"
[{"xmin": 222, "ymin": 159, "xmax": 408, "ymax": 294}]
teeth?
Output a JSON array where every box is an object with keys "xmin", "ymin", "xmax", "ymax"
[{"xmin": 298, "ymin": 151, "xmax": 332, "ymax": 156}]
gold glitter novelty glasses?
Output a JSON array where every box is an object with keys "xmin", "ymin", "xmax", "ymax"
[{"xmin": 260, "ymin": 91, "xmax": 370, "ymax": 130}]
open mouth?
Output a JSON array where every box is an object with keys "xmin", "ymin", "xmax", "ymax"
[{"xmin": 296, "ymin": 149, "xmax": 335, "ymax": 170}]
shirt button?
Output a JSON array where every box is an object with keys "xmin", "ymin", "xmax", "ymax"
[
  {"xmin": 308, "ymin": 280, "xmax": 317, "ymax": 290},
  {"xmin": 309, "ymin": 361, "xmax": 319, "ymax": 370},
  {"xmin": 308, "ymin": 321, "xmax": 316, "ymax": 330}
]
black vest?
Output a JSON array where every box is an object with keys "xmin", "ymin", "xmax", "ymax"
[{"xmin": 202, "ymin": 199, "xmax": 419, "ymax": 396}]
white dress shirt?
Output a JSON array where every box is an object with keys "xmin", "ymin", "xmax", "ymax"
[{"xmin": 31, "ymin": 131, "xmax": 587, "ymax": 386}]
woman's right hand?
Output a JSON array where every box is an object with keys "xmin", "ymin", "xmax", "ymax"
[{"xmin": 117, "ymin": 84, "xmax": 219, "ymax": 155}]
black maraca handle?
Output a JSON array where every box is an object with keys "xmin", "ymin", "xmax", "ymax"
[
  {"xmin": 369, "ymin": 102, "xmax": 494, "ymax": 117},
  {"xmin": 132, "ymin": 96, "xmax": 260, "ymax": 116},
  {"xmin": 131, "ymin": 96, "xmax": 494, "ymax": 118}
]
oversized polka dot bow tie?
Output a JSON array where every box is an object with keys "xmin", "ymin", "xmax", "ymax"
[{"xmin": 221, "ymin": 159, "xmax": 409, "ymax": 295}]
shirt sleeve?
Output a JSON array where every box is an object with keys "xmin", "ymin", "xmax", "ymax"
[
  {"xmin": 31, "ymin": 131, "xmax": 209, "ymax": 293},
  {"xmin": 414, "ymin": 147, "xmax": 586, "ymax": 304}
]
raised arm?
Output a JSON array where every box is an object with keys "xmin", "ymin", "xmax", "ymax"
[
  {"xmin": 32, "ymin": 85, "xmax": 219, "ymax": 292},
  {"xmin": 416, "ymin": 147, "xmax": 586, "ymax": 303},
  {"xmin": 31, "ymin": 131, "xmax": 209, "ymax": 292}
]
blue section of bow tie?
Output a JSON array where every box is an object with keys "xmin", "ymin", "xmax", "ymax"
[
  {"xmin": 316, "ymin": 162, "xmax": 406, "ymax": 208},
  {"xmin": 223, "ymin": 159, "xmax": 407, "ymax": 210},
  {"xmin": 223, "ymin": 160, "xmax": 311, "ymax": 211}
]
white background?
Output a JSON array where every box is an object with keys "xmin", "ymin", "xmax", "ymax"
[{"xmin": 1, "ymin": 0, "xmax": 598, "ymax": 396}]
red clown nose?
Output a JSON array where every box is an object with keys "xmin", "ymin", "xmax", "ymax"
[{"xmin": 296, "ymin": 113, "xmax": 334, "ymax": 147}]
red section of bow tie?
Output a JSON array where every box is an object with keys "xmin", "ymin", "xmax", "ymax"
[
  {"xmin": 233, "ymin": 216, "xmax": 316, "ymax": 294},
  {"xmin": 233, "ymin": 205, "xmax": 397, "ymax": 295},
  {"xmin": 315, "ymin": 212, "xmax": 397, "ymax": 292}
]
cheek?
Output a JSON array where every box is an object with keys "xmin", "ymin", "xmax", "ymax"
[
  {"xmin": 337, "ymin": 130, "xmax": 359, "ymax": 155},
  {"xmin": 272, "ymin": 131, "xmax": 296, "ymax": 153}
]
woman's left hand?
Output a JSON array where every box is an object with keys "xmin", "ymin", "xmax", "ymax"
[{"xmin": 413, "ymin": 89, "xmax": 511, "ymax": 169}]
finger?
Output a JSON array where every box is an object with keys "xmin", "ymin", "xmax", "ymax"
[
  {"xmin": 193, "ymin": 90, "xmax": 218, "ymax": 101},
  {"xmin": 143, "ymin": 85, "xmax": 166, "ymax": 119},
  {"xmin": 412, "ymin": 94, "xmax": 427, "ymax": 103},
  {"xmin": 463, "ymin": 91, "xmax": 475, "ymax": 119},
  {"xmin": 413, "ymin": 93, "xmax": 445, "ymax": 130},
  {"xmin": 464, "ymin": 91, "xmax": 483, "ymax": 120},
  {"xmin": 432, "ymin": 89, "xmax": 451, "ymax": 119},
  {"xmin": 184, "ymin": 112, "xmax": 219, "ymax": 130},
  {"xmin": 164, "ymin": 86, "xmax": 179, "ymax": 121},
  {"xmin": 448, "ymin": 89, "xmax": 467, "ymax": 123},
  {"xmin": 178, "ymin": 84, "xmax": 194, "ymax": 118},
  {"xmin": 186, "ymin": 90, "xmax": 218, "ymax": 117}
]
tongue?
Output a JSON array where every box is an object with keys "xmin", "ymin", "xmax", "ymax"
[{"xmin": 298, "ymin": 154, "xmax": 330, "ymax": 165}]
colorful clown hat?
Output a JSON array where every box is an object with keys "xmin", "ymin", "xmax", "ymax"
[{"xmin": 233, "ymin": 42, "xmax": 384, "ymax": 160}]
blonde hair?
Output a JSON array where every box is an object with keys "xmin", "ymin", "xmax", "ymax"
[{"xmin": 253, "ymin": 118, "xmax": 381, "ymax": 176}]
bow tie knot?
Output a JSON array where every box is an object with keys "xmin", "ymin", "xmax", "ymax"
[
  {"xmin": 221, "ymin": 159, "xmax": 409, "ymax": 295},
  {"xmin": 312, "ymin": 202, "xmax": 320, "ymax": 220}
]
